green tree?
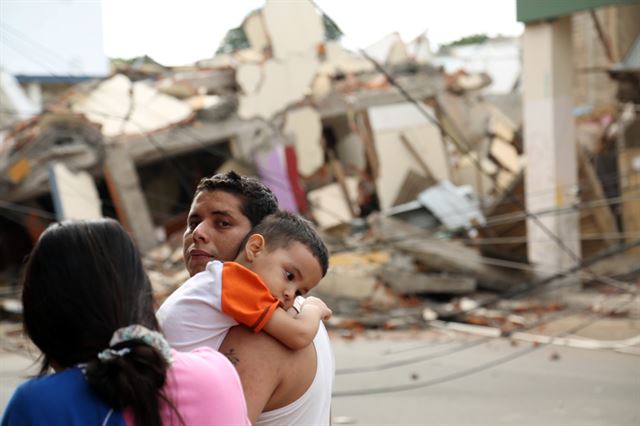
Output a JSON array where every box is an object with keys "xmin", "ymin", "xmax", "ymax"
[{"xmin": 438, "ymin": 34, "xmax": 489, "ymax": 54}]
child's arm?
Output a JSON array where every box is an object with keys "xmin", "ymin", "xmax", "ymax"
[{"xmin": 262, "ymin": 296, "xmax": 332, "ymax": 350}]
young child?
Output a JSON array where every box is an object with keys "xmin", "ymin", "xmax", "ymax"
[{"xmin": 157, "ymin": 210, "xmax": 331, "ymax": 351}]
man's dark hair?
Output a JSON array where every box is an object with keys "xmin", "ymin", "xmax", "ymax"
[
  {"xmin": 195, "ymin": 170, "xmax": 278, "ymax": 226},
  {"xmin": 244, "ymin": 210, "xmax": 329, "ymax": 277}
]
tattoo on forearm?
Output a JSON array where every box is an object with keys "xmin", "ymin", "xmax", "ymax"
[{"xmin": 223, "ymin": 348, "xmax": 240, "ymax": 366}]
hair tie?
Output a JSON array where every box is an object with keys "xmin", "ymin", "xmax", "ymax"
[
  {"xmin": 106, "ymin": 324, "xmax": 174, "ymax": 365},
  {"xmin": 97, "ymin": 347, "xmax": 131, "ymax": 362}
]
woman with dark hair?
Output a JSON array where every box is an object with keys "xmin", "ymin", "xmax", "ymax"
[{"xmin": 1, "ymin": 219, "xmax": 250, "ymax": 426}]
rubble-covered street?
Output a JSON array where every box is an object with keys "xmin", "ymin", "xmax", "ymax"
[{"xmin": 2, "ymin": 0, "xmax": 640, "ymax": 424}]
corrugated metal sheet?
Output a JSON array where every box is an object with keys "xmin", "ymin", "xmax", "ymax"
[{"xmin": 611, "ymin": 34, "xmax": 640, "ymax": 72}]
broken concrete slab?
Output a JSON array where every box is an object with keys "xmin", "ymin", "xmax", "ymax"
[
  {"xmin": 71, "ymin": 74, "xmax": 193, "ymax": 137},
  {"xmin": 487, "ymin": 105, "xmax": 517, "ymax": 142},
  {"xmin": 436, "ymin": 91, "xmax": 491, "ymax": 149},
  {"xmin": 235, "ymin": 48, "xmax": 265, "ymax": 64},
  {"xmin": 387, "ymin": 37, "xmax": 410, "ymax": 65},
  {"xmin": 392, "ymin": 170, "xmax": 436, "ymax": 206},
  {"xmin": 381, "ymin": 251, "xmax": 472, "ymax": 292},
  {"xmin": 369, "ymin": 214, "xmax": 527, "ymax": 291},
  {"xmin": 311, "ymin": 73, "xmax": 332, "ymax": 102},
  {"xmin": 156, "ymin": 69, "xmax": 236, "ymax": 98},
  {"xmin": 452, "ymin": 155, "xmax": 496, "ymax": 198},
  {"xmin": 408, "ymin": 32, "xmax": 435, "ymax": 64},
  {"xmin": 48, "ymin": 162, "xmax": 102, "ymax": 220},
  {"xmin": 364, "ymin": 32, "xmax": 407, "ymax": 65},
  {"xmin": 308, "ymin": 177, "xmax": 358, "ymax": 229},
  {"xmin": 238, "ymin": 54, "xmax": 318, "ymax": 120},
  {"xmin": 237, "ymin": 62, "xmax": 263, "ymax": 95},
  {"xmin": 491, "ymin": 137, "xmax": 521, "ymax": 174},
  {"xmin": 263, "ymin": 0, "xmax": 323, "ymax": 60},
  {"xmin": 283, "ymin": 107, "xmax": 323, "ymax": 176},
  {"xmin": 317, "ymin": 262, "xmax": 380, "ymax": 301},
  {"xmin": 321, "ymin": 41, "xmax": 374, "ymax": 76},
  {"xmin": 380, "ymin": 259, "xmax": 477, "ymax": 295},
  {"xmin": 243, "ymin": 11, "xmax": 269, "ymax": 53},
  {"xmin": 368, "ymin": 102, "xmax": 448, "ymax": 210}
]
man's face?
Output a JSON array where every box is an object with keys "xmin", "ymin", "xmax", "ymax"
[
  {"xmin": 183, "ymin": 190, "xmax": 252, "ymax": 276},
  {"xmin": 248, "ymin": 240, "xmax": 323, "ymax": 311}
]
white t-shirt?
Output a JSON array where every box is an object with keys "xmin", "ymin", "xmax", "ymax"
[{"xmin": 157, "ymin": 260, "xmax": 279, "ymax": 351}]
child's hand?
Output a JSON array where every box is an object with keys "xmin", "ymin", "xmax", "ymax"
[{"xmin": 301, "ymin": 296, "xmax": 332, "ymax": 320}]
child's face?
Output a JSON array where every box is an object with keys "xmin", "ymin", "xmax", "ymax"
[{"xmin": 247, "ymin": 239, "xmax": 323, "ymax": 310}]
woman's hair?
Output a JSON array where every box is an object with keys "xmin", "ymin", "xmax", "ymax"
[{"xmin": 22, "ymin": 218, "xmax": 174, "ymax": 426}]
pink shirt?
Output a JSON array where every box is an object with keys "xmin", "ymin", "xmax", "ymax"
[{"xmin": 124, "ymin": 347, "xmax": 249, "ymax": 426}]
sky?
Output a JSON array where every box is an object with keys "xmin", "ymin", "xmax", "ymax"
[{"xmin": 101, "ymin": 0, "xmax": 524, "ymax": 66}]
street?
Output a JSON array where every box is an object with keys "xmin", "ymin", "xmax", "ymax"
[
  {"xmin": 331, "ymin": 327, "xmax": 640, "ymax": 425},
  {"xmin": 1, "ymin": 320, "xmax": 639, "ymax": 425}
]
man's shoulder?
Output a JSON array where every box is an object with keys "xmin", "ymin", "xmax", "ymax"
[{"xmin": 221, "ymin": 326, "xmax": 314, "ymax": 361}]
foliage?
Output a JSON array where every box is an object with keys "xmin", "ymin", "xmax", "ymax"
[
  {"xmin": 438, "ymin": 34, "xmax": 489, "ymax": 54},
  {"xmin": 323, "ymin": 13, "xmax": 343, "ymax": 41},
  {"xmin": 216, "ymin": 26, "xmax": 251, "ymax": 55}
]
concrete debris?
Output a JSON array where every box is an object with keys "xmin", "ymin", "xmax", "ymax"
[
  {"xmin": 48, "ymin": 162, "xmax": 102, "ymax": 221},
  {"xmin": 316, "ymin": 258, "xmax": 380, "ymax": 302},
  {"xmin": 70, "ymin": 74, "xmax": 194, "ymax": 137},
  {"xmin": 446, "ymin": 71, "xmax": 493, "ymax": 94},
  {"xmin": 368, "ymin": 215, "xmax": 528, "ymax": 291},
  {"xmin": 368, "ymin": 102, "xmax": 447, "ymax": 210},
  {"xmin": 321, "ymin": 41, "xmax": 374, "ymax": 76},
  {"xmin": 156, "ymin": 69, "xmax": 236, "ymax": 99},
  {"xmin": 308, "ymin": 178, "xmax": 359, "ymax": 229},
  {"xmin": 1, "ymin": 1, "xmax": 635, "ymax": 339},
  {"xmin": 237, "ymin": 63, "xmax": 263, "ymax": 94},
  {"xmin": 380, "ymin": 252, "xmax": 477, "ymax": 294},
  {"xmin": 243, "ymin": 11, "xmax": 269, "ymax": 54},
  {"xmin": 381, "ymin": 269, "xmax": 477, "ymax": 295},
  {"xmin": 263, "ymin": 0, "xmax": 324, "ymax": 60},
  {"xmin": 283, "ymin": 107, "xmax": 323, "ymax": 176},
  {"xmin": 0, "ymin": 113, "xmax": 104, "ymax": 203},
  {"xmin": 238, "ymin": 54, "xmax": 319, "ymax": 119}
]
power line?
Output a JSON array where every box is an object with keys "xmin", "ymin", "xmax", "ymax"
[
  {"xmin": 308, "ymin": 0, "xmax": 640, "ymax": 304},
  {"xmin": 2, "ymin": 8, "xmax": 637, "ymax": 299}
]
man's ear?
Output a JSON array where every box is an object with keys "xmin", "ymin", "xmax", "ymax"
[{"xmin": 244, "ymin": 234, "xmax": 265, "ymax": 262}]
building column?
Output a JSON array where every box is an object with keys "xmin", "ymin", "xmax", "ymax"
[
  {"xmin": 522, "ymin": 16, "xmax": 581, "ymax": 282},
  {"xmin": 26, "ymin": 83, "xmax": 43, "ymax": 113},
  {"xmin": 103, "ymin": 142, "xmax": 158, "ymax": 253}
]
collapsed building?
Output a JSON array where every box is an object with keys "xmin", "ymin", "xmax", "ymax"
[{"xmin": 1, "ymin": 1, "xmax": 639, "ymax": 330}]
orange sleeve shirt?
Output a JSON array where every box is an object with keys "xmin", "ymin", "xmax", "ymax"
[{"xmin": 220, "ymin": 261, "xmax": 281, "ymax": 333}]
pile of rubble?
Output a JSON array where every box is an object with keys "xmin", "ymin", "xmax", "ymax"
[{"xmin": 2, "ymin": 1, "xmax": 639, "ymax": 340}]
